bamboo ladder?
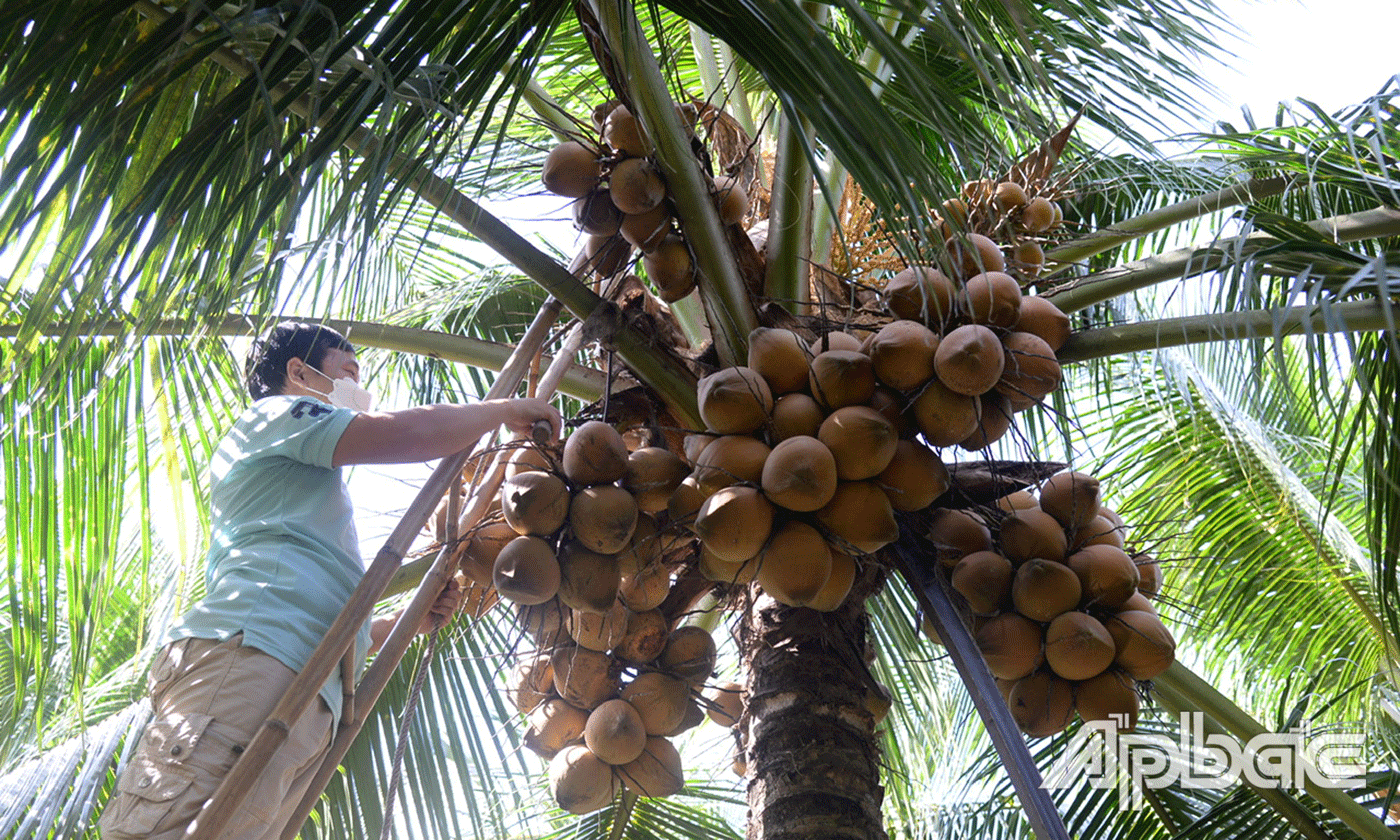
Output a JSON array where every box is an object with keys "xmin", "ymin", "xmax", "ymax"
[{"xmin": 184, "ymin": 291, "xmax": 588, "ymax": 840}]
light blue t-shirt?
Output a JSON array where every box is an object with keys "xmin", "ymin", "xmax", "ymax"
[{"xmin": 167, "ymin": 394, "xmax": 372, "ymax": 726}]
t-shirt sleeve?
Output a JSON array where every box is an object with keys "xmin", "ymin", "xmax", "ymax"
[{"xmin": 233, "ymin": 397, "xmax": 359, "ymax": 468}]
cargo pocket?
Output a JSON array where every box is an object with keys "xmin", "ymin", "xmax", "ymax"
[{"xmin": 99, "ymin": 713, "xmax": 214, "ymax": 838}]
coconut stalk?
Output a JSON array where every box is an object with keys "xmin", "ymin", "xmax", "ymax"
[
  {"xmin": 1047, "ymin": 206, "xmax": 1400, "ymax": 314},
  {"xmin": 1057, "ymin": 298, "xmax": 1398, "ymax": 364},
  {"xmin": 765, "ymin": 104, "xmax": 814, "ymax": 312},
  {"xmin": 588, "ymin": 0, "xmax": 757, "ymax": 367},
  {"xmin": 1153, "ymin": 662, "xmax": 1392, "ymax": 840}
]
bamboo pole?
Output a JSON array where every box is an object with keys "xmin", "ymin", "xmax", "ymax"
[{"xmin": 188, "ymin": 297, "xmax": 565, "ymax": 840}]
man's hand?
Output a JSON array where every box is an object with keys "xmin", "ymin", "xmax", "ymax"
[
  {"xmin": 488, "ymin": 397, "xmax": 563, "ymax": 443},
  {"xmin": 419, "ymin": 576, "xmax": 464, "ymax": 634}
]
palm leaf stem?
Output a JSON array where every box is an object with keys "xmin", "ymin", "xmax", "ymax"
[
  {"xmin": 714, "ymin": 40, "xmax": 760, "ymax": 158},
  {"xmin": 1048, "ymin": 206, "xmax": 1400, "ymax": 314},
  {"xmin": 1153, "ymin": 662, "xmax": 1393, "ymax": 840},
  {"xmin": 1043, "ymin": 176, "xmax": 1290, "ymax": 274},
  {"xmin": 764, "ymin": 105, "xmax": 814, "ymax": 311},
  {"xmin": 588, "ymin": 0, "xmax": 756, "ymax": 366},
  {"xmin": 0, "ymin": 317, "xmax": 606, "ymax": 400},
  {"xmin": 521, "ymin": 78, "xmax": 577, "ymax": 141},
  {"xmin": 1057, "ymin": 298, "xmax": 1398, "ymax": 364},
  {"xmin": 688, "ymin": 24, "xmax": 723, "ymax": 107}
]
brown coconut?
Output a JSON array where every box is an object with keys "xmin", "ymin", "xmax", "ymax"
[
  {"xmin": 666, "ymin": 477, "xmax": 706, "ymax": 531},
  {"xmin": 754, "ymin": 520, "xmax": 833, "ymax": 607},
  {"xmin": 694, "ymin": 486, "xmax": 775, "ymax": 562},
  {"xmin": 616, "ymin": 514, "xmax": 663, "ymax": 575},
  {"xmin": 713, "ymin": 174, "xmax": 749, "ymax": 224},
  {"xmin": 868, "ymin": 320, "xmax": 941, "ymax": 391},
  {"xmin": 867, "ymin": 386, "xmax": 915, "ymax": 438},
  {"xmin": 927, "ymin": 508, "xmax": 994, "ymax": 566},
  {"xmin": 603, "ymin": 104, "xmax": 647, "ymax": 156},
  {"xmin": 1135, "ymin": 554, "xmax": 1163, "ymax": 599},
  {"xmin": 585, "ymin": 698, "xmax": 649, "ymax": 765},
  {"xmin": 542, "ymin": 141, "xmax": 602, "ymax": 198},
  {"xmin": 619, "ymin": 736, "xmax": 683, "ymax": 797},
  {"xmin": 809, "ymin": 332, "xmax": 864, "ymax": 355},
  {"xmin": 1069, "ymin": 515, "xmax": 1125, "ymax": 551},
  {"xmin": 564, "ymin": 421, "xmax": 630, "ymax": 487},
  {"xmin": 569, "ymin": 485, "xmax": 639, "ymax": 555},
  {"xmin": 661, "ymin": 626, "xmax": 718, "ymax": 685},
  {"xmin": 974, "ymin": 612, "xmax": 1045, "ymax": 680},
  {"xmin": 618, "ymin": 562, "xmax": 671, "ymax": 612},
  {"xmin": 620, "ymin": 204, "xmax": 672, "ymax": 252},
  {"xmin": 526, "ymin": 698, "xmax": 588, "ymax": 758},
  {"xmin": 1009, "ymin": 671, "xmax": 1075, "ymax": 737},
  {"xmin": 818, "ymin": 405, "xmax": 900, "ymax": 481},
  {"xmin": 612, "ymin": 608, "xmax": 669, "ymax": 664},
  {"xmin": 704, "ymin": 682, "xmax": 744, "ymax": 727},
  {"xmin": 934, "ymin": 324, "xmax": 1006, "ymax": 396},
  {"xmin": 516, "ymin": 598, "xmax": 568, "ymax": 648},
  {"xmin": 748, "ymin": 328, "xmax": 812, "ymax": 395},
  {"xmin": 459, "ymin": 520, "xmax": 518, "ymax": 586},
  {"xmin": 884, "ymin": 265, "xmax": 957, "ymax": 326},
  {"xmin": 876, "ymin": 439, "xmax": 950, "ymax": 511},
  {"xmin": 609, "ymin": 157, "xmax": 666, "ymax": 215},
  {"xmin": 761, "ymin": 435, "xmax": 839, "ymax": 512},
  {"xmin": 807, "ymin": 548, "xmax": 857, "ymax": 612},
  {"xmin": 1020, "ymin": 196, "xmax": 1056, "ymax": 234},
  {"xmin": 692, "ymin": 435, "xmax": 771, "ymax": 495},
  {"xmin": 949, "ymin": 232, "xmax": 1006, "ymax": 278},
  {"xmin": 998, "ymin": 508, "xmax": 1068, "ymax": 564},
  {"xmin": 574, "ymin": 187, "xmax": 623, "ymax": 237},
  {"xmin": 666, "ymin": 696, "xmax": 705, "ymax": 737},
  {"xmin": 769, "ymin": 393, "xmax": 826, "ymax": 442},
  {"xmin": 993, "ymin": 181, "xmax": 1029, "ymax": 211},
  {"xmin": 501, "ymin": 471, "xmax": 571, "ymax": 537},
  {"xmin": 995, "ymin": 489, "xmax": 1038, "ymax": 513},
  {"xmin": 1015, "ymin": 295, "xmax": 1072, "ymax": 352},
  {"xmin": 1039, "ymin": 471, "xmax": 1101, "ymax": 531},
  {"xmin": 952, "ymin": 551, "xmax": 1014, "ymax": 615},
  {"xmin": 549, "ymin": 744, "xmax": 618, "ymax": 814},
  {"xmin": 698, "ymin": 546, "xmax": 759, "ymax": 585},
  {"xmin": 506, "ymin": 444, "xmax": 559, "ymax": 478},
  {"xmin": 508, "ymin": 653, "xmax": 556, "ymax": 714},
  {"xmin": 1012, "ymin": 558, "xmax": 1082, "ymax": 622},
  {"xmin": 1105, "ymin": 610, "xmax": 1176, "ymax": 680},
  {"xmin": 815, "ymin": 480, "xmax": 899, "ymax": 555},
  {"xmin": 621, "ymin": 671, "xmax": 691, "ymax": 735},
  {"xmin": 1010, "ymin": 240, "xmax": 1045, "ymax": 278},
  {"xmin": 643, "ymin": 233, "xmax": 696, "ymax": 302},
  {"xmin": 1044, "ymin": 611, "xmax": 1116, "ymax": 680},
  {"xmin": 997, "ymin": 331, "xmax": 1062, "ymax": 408},
  {"xmin": 1067, "ymin": 544, "xmax": 1140, "ymax": 608},
  {"xmin": 808, "ymin": 350, "xmax": 877, "ymax": 410},
  {"xmin": 567, "ymin": 601, "xmax": 630, "ymax": 652},
  {"xmin": 494, "ymin": 535, "xmax": 562, "ymax": 606},
  {"xmin": 958, "ymin": 390, "xmax": 1014, "ymax": 451},
  {"xmin": 963, "ymin": 271, "xmax": 1023, "ymax": 329},
  {"xmin": 910, "ymin": 378, "xmax": 981, "ymax": 447},
  {"xmin": 1075, "ymin": 669, "xmax": 1139, "ymax": 731},
  {"xmin": 584, "ymin": 233, "xmax": 631, "ymax": 277},
  {"xmin": 557, "ymin": 542, "xmax": 622, "ymax": 613},
  {"xmin": 623, "ymin": 448, "xmax": 689, "ymax": 513},
  {"xmin": 1116, "ymin": 591, "xmax": 1158, "ymax": 616},
  {"xmin": 698, "ymin": 366, "xmax": 774, "ymax": 435},
  {"xmin": 552, "ymin": 645, "xmax": 620, "ymax": 710}
]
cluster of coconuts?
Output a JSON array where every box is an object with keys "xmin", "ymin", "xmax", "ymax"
[
  {"xmin": 466, "ymin": 419, "xmax": 746, "ymax": 814},
  {"xmin": 541, "ymin": 102, "xmax": 749, "ymax": 300},
  {"xmin": 924, "ymin": 470, "xmax": 1173, "ymax": 737},
  {"xmin": 663, "ymin": 325, "xmax": 955, "ymax": 609},
  {"xmin": 879, "ymin": 179, "xmax": 1073, "ymax": 450}
]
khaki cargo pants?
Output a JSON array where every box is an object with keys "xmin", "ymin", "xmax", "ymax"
[{"xmin": 98, "ymin": 635, "xmax": 333, "ymax": 840}]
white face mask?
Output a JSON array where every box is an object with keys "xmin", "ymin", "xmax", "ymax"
[{"xmin": 307, "ymin": 366, "xmax": 375, "ymax": 412}]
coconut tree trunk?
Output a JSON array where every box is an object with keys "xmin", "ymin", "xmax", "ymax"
[{"xmin": 742, "ymin": 594, "xmax": 887, "ymax": 840}]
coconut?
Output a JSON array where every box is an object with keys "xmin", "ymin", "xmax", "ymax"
[
  {"xmin": 995, "ymin": 489, "xmax": 1038, "ymax": 513},
  {"xmin": 754, "ymin": 520, "xmax": 833, "ymax": 607},
  {"xmin": 618, "ymin": 562, "xmax": 671, "ymax": 612},
  {"xmin": 542, "ymin": 141, "xmax": 602, "ymax": 198},
  {"xmin": 585, "ymin": 699, "xmax": 649, "ymax": 765},
  {"xmin": 809, "ymin": 332, "xmax": 864, "ymax": 355},
  {"xmin": 661, "ymin": 626, "xmax": 718, "ymax": 685},
  {"xmin": 501, "ymin": 471, "xmax": 571, "ymax": 537},
  {"xmin": 508, "ymin": 653, "xmax": 556, "ymax": 714},
  {"xmin": 459, "ymin": 520, "xmax": 519, "ymax": 585},
  {"xmin": 997, "ymin": 331, "xmax": 1062, "ymax": 408},
  {"xmin": 1012, "ymin": 558, "xmax": 1082, "ymax": 622},
  {"xmin": 958, "ymin": 390, "xmax": 1014, "ymax": 451},
  {"xmin": 934, "ymin": 324, "xmax": 1005, "ymax": 396},
  {"xmin": 998, "ymin": 508, "xmax": 1068, "ymax": 564},
  {"xmin": 550, "ymin": 744, "xmax": 617, "ymax": 814},
  {"xmin": 815, "ymin": 480, "xmax": 899, "ymax": 555},
  {"xmin": 621, "ymin": 447, "xmax": 689, "ymax": 513},
  {"xmin": 612, "ymin": 608, "xmax": 669, "ymax": 664},
  {"xmin": 769, "ymin": 393, "xmax": 825, "ymax": 442},
  {"xmin": 950, "ymin": 232, "xmax": 1006, "ymax": 278},
  {"xmin": 941, "ymin": 196, "xmax": 970, "ymax": 228},
  {"xmin": 558, "ymin": 542, "xmax": 622, "ymax": 613},
  {"xmin": 609, "ymin": 157, "xmax": 666, "ymax": 215},
  {"xmin": 1133, "ymin": 554, "xmax": 1162, "ymax": 599},
  {"xmin": 517, "ymin": 598, "xmax": 569, "ymax": 648},
  {"xmin": 704, "ymin": 681, "xmax": 744, "ymax": 727},
  {"xmin": 698, "ymin": 366, "xmax": 774, "ymax": 434},
  {"xmin": 506, "ymin": 444, "xmax": 559, "ymax": 478},
  {"xmin": 1008, "ymin": 671, "xmax": 1074, "ymax": 737},
  {"xmin": 573, "ymin": 187, "xmax": 623, "ymax": 237},
  {"xmin": 910, "ymin": 378, "xmax": 981, "ymax": 447},
  {"xmin": 620, "ymin": 204, "xmax": 672, "ymax": 252},
  {"xmin": 698, "ymin": 546, "xmax": 759, "ymax": 585},
  {"xmin": 568, "ymin": 485, "xmax": 639, "ymax": 555},
  {"xmin": 620, "ymin": 671, "xmax": 691, "ymax": 735},
  {"xmin": 666, "ymin": 477, "xmax": 706, "ymax": 532},
  {"xmin": 615, "ymin": 516, "xmax": 666, "ymax": 576},
  {"xmin": 865, "ymin": 683, "xmax": 893, "ymax": 726},
  {"xmin": 951, "ymin": 551, "xmax": 1014, "ymax": 615},
  {"xmin": 867, "ymin": 386, "xmax": 914, "ymax": 438},
  {"xmin": 1038, "ymin": 471, "xmax": 1101, "ymax": 531},
  {"xmin": 808, "ymin": 350, "xmax": 877, "ymax": 410},
  {"xmin": 1067, "ymin": 544, "xmax": 1140, "ymax": 608},
  {"xmin": 962, "ymin": 178, "xmax": 994, "ymax": 202},
  {"xmin": 1105, "ymin": 610, "xmax": 1176, "ymax": 680},
  {"xmin": 713, "ymin": 174, "xmax": 750, "ymax": 224},
  {"xmin": 876, "ymin": 439, "xmax": 949, "ymax": 511},
  {"xmin": 1010, "ymin": 241, "xmax": 1045, "ymax": 278},
  {"xmin": 1116, "ymin": 591, "xmax": 1158, "ymax": 616},
  {"xmin": 583, "ymin": 233, "xmax": 631, "ymax": 277},
  {"xmin": 494, "ymin": 536, "xmax": 562, "ymax": 605},
  {"xmin": 1015, "ymin": 295, "xmax": 1071, "ymax": 352},
  {"xmin": 884, "ymin": 266, "xmax": 957, "ymax": 326},
  {"xmin": 619, "ymin": 737, "xmax": 683, "ymax": 797},
  {"xmin": 1069, "ymin": 515, "xmax": 1124, "ymax": 550},
  {"xmin": 993, "ymin": 181, "xmax": 1029, "ymax": 211},
  {"xmin": 974, "ymin": 613, "xmax": 1044, "ymax": 680},
  {"xmin": 867, "ymin": 320, "xmax": 941, "ymax": 391},
  {"xmin": 1044, "ymin": 611, "xmax": 1116, "ymax": 680},
  {"xmin": 695, "ymin": 486, "xmax": 775, "ymax": 562},
  {"xmin": 567, "ymin": 601, "xmax": 630, "ymax": 652},
  {"xmin": 692, "ymin": 435, "xmax": 771, "ymax": 495},
  {"xmin": 807, "ymin": 547, "xmax": 857, "ymax": 612},
  {"xmin": 747, "ymin": 327, "xmax": 812, "ymax": 395},
  {"xmin": 552, "ymin": 645, "xmax": 620, "ymax": 710},
  {"xmin": 603, "ymin": 104, "xmax": 647, "ymax": 156},
  {"xmin": 1075, "ymin": 669, "xmax": 1139, "ymax": 731},
  {"xmin": 963, "ymin": 271, "xmax": 1023, "ymax": 329},
  {"xmin": 1049, "ymin": 202, "xmax": 1064, "ymax": 229},
  {"xmin": 818, "ymin": 406, "xmax": 899, "ymax": 481},
  {"xmin": 666, "ymin": 697, "xmax": 705, "ymax": 737},
  {"xmin": 564, "ymin": 421, "xmax": 630, "ymax": 487},
  {"xmin": 927, "ymin": 508, "xmax": 994, "ymax": 566},
  {"xmin": 1019, "ymin": 196, "xmax": 1056, "ymax": 233},
  {"xmin": 526, "ymin": 698, "xmax": 589, "ymax": 758},
  {"xmin": 760, "ymin": 435, "xmax": 839, "ymax": 512},
  {"xmin": 642, "ymin": 234, "xmax": 696, "ymax": 302}
]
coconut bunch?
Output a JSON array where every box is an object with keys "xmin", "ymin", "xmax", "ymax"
[
  {"xmin": 540, "ymin": 102, "xmax": 751, "ymax": 301},
  {"xmin": 664, "ymin": 326, "xmax": 954, "ymax": 609},
  {"xmin": 924, "ymin": 469, "xmax": 1173, "ymax": 737}
]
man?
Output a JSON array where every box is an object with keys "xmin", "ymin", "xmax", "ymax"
[{"xmin": 98, "ymin": 321, "xmax": 561, "ymax": 840}]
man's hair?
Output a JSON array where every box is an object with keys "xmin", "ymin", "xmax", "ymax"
[{"xmin": 245, "ymin": 321, "xmax": 355, "ymax": 399}]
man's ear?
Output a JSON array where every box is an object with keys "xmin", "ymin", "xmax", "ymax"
[{"xmin": 285, "ymin": 356, "xmax": 310, "ymax": 387}]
